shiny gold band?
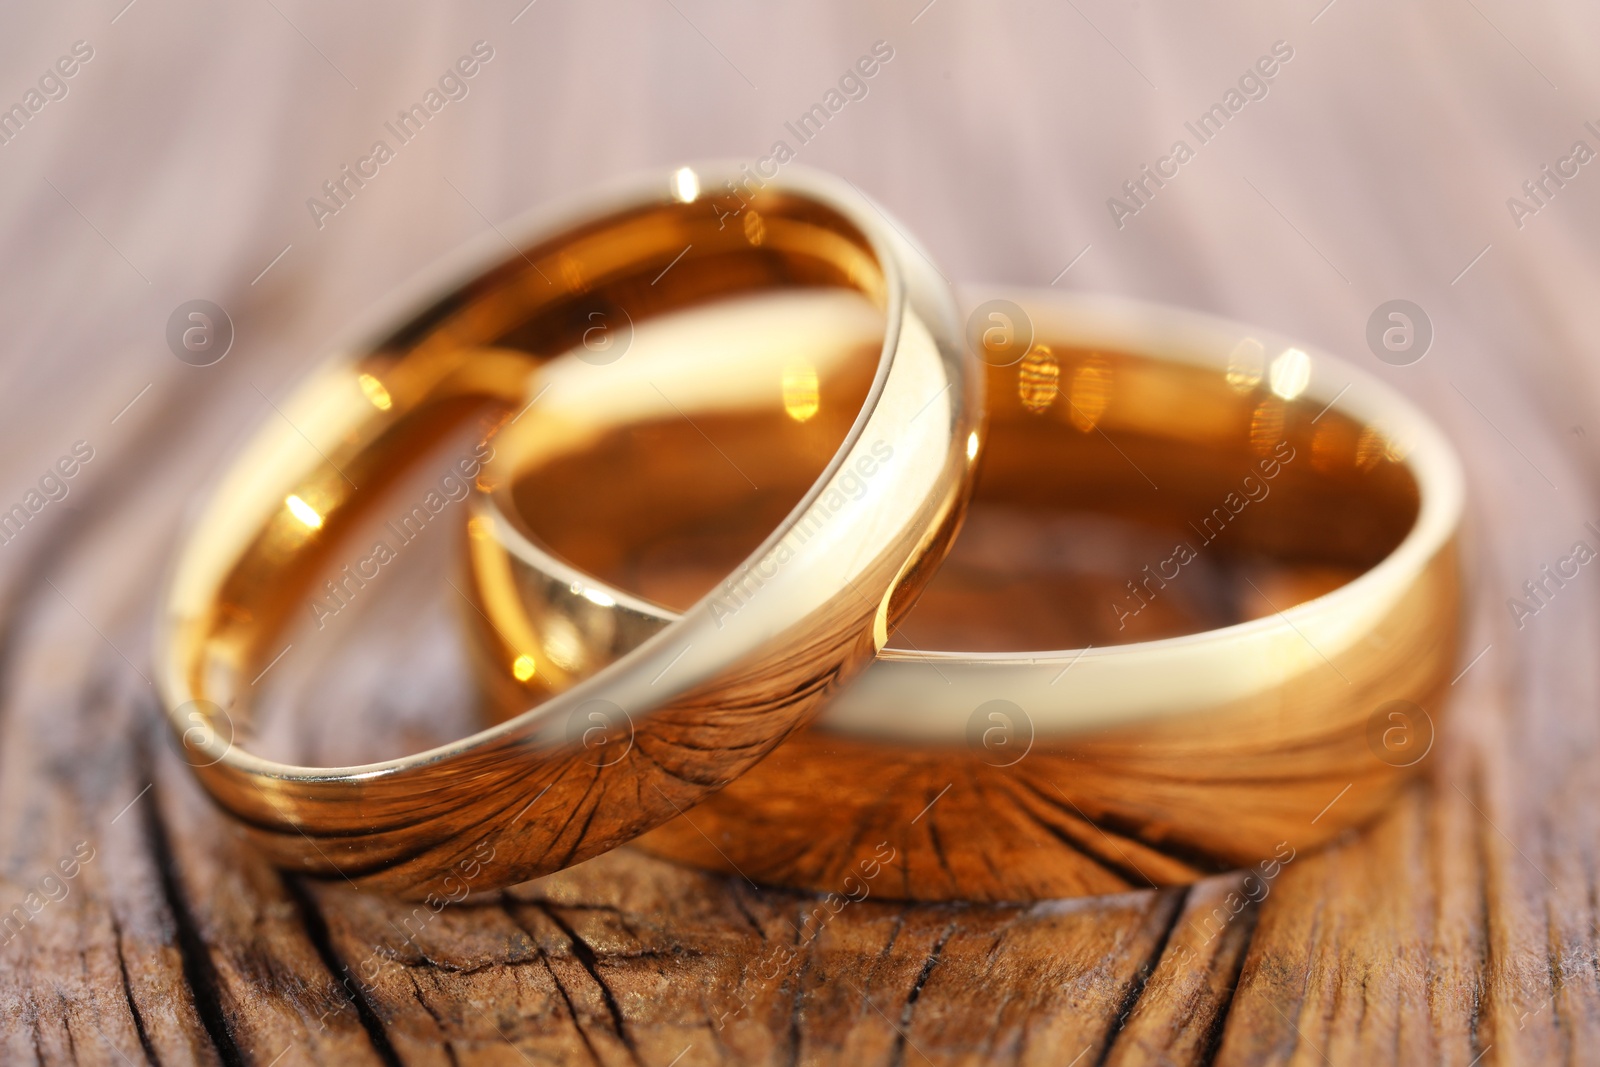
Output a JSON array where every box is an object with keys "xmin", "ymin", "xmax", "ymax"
[
  {"xmin": 462, "ymin": 290, "xmax": 1464, "ymax": 901},
  {"xmin": 156, "ymin": 165, "xmax": 981, "ymax": 899}
]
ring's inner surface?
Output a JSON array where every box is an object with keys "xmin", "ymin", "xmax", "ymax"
[
  {"xmin": 170, "ymin": 187, "xmax": 889, "ymax": 727},
  {"xmin": 505, "ymin": 347, "xmax": 1421, "ymax": 652}
]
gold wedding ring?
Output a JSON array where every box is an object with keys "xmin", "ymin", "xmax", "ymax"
[
  {"xmin": 462, "ymin": 290, "xmax": 1464, "ymax": 901},
  {"xmin": 156, "ymin": 165, "xmax": 981, "ymax": 899}
]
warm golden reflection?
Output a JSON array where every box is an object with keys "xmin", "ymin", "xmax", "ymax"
[
  {"xmin": 157, "ymin": 167, "xmax": 979, "ymax": 900},
  {"xmin": 781, "ymin": 360, "xmax": 820, "ymax": 422},
  {"xmin": 742, "ymin": 209, "xmax": 766, "ymax": 246},
  {"xmin": 558, "ymin": 252, "xmax": 585, "ymax": 293},
  {"xmin": 1382, "ymin": 428, "xmax": 1413, "ymax": 464},
  {"xmin": 465, "ymin": 306, "xmax": 1461, "ymax": 903},
  {"xmin": 1311, "ymin": 416, "xmax": 1346, "ymax": 473},
  {"xmin": 1225, "ymin": 337, "xmax": 1265, "ymax": 392},
  {"xmin": 1066, "ymin": 353, "xmax": 1112, "ymax": 431},
  {"xmin": 671, "ymin": 166, "xmax": 700, "ymax": 203},
  {"xmin": 1017, "ymin": 343, "xmax": 1059, "ymax": 413},
  {"xmin": 1269, "ymin": 346, "xmax": 1312, "ymax": 400},
  {"xmin": 357, "ymin": 372, "xmax": 393, "ymax": 411},
  {"xmin": 1357, "ymin": 424, "xmax": 1393, "ymax": 471},
  {"xmin": 284, "ymin": 494, "xmax": 323, "ymax": 530},
  {"xmin": 1249, "ymin": 396, "xmax": 1286, "ymax": 455},
  {"xmin": 540, "ymin": 615, "xmax": 585, "ymax": 673}
]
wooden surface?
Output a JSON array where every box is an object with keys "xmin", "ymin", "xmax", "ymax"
[{"xmin": 5, "ymin": 0, "xmax": 1600, "ymax": 1063}]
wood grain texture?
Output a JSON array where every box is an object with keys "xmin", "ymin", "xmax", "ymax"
[{"xmin": 4, "ymin": 0, "xmax": 1600, "ymax": 1062}]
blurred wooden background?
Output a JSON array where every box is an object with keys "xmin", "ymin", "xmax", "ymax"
[{"xmin": 3, "ymin": 0, "xmax": 1600, "ymax": 1062}]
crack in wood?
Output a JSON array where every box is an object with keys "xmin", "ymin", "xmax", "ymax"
[
  {"xmin": 142, "ymin": 780, "xmax": 245, "ymax": 1067},
  {"xmin": 112, "ymin": 914, "xmax": 164, "ymax": 1067},
  {"xmin": 534, "ymin": 900, "xmax": 643, "ymax": 1063},
  {"xmin": 1096, "ymin": 887, "xmax": 1189, "ymax": 1066},
  {"xmin": 281, "ymin": 876, "xmax": 404, "ymax": 1067}
]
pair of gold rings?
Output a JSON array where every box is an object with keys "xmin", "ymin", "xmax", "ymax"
[{"xmin": 158, "ymin": 164, "xmax": 1463, "ymax": 902}]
